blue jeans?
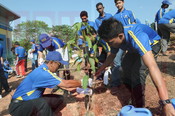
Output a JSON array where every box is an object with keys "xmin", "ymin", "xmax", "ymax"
[
  {"xmin": 32, "ymin": 54, "xmax": 38, "ymax": 70},
  {"xmin": 110, "ymin": 48, "xmax": 124, "ymax": 87}
]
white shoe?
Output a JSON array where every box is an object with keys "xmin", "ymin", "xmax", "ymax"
[{"xmin": 0, "ymin": 95, "xmax": 2, "ymax": 99}]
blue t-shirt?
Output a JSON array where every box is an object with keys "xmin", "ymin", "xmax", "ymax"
[
  {"xmin": 78, "ymin": 21, "xmax": 98, "ymax": 36},
  {"xmin": 111, "ymin": 24, "xmax": 161, "ymax": 56},
  {"xmin": 135, "ymin": 18, "xmax": 141, "ymax": 24},
  {"xmin": 113, "ymin": 9, "xmax": 136, "ymax": 26},
  {"xmin": 0, "ymin": 44, "xmax": 3, "ymax": 69},
  {"xmin": 15, "ymin": 46, "xmax": 26, "ymax": 58},
  {"xmin": 77, "ymin": 38, "xmax": 84, "ymax": 46},
  {"xmin": 31, "ymin": 43, "xmax": 38, "ymax": 55},
  {"xmin": 159, "ymin": 9, "xmax": 175, "ymax": 24},
  {"xmin": 12, "ymin": 63, "xmax": 62, "ymax": 101},
  {"xmin": 95, "ymin": 12, "xmax": 112, "ymax": 29},
  {"xmin": 39, "ymin": 37, "xmax": 65, "ymax": 52},
  {"xmin": 155, "ymin": 8, "xmax": 166, "ymax": 23}
]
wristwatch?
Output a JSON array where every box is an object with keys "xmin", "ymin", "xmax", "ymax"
[{"xmin": 159, "ymin": 99, "xmax": 172, "ymax": 106}]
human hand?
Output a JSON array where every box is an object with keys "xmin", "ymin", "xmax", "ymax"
[{"xmin": 163, "ymin": 104, "xmax": 175, "ymax": 116}]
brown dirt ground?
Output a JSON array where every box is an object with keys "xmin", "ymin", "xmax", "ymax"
[{"xmin": 0, "ymin": 42, "xmax": 175, "ymax": 116}]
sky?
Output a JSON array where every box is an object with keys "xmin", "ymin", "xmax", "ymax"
[{"xmin": 1, "ymin": 0, "xmax": 175, "ymax": 28}]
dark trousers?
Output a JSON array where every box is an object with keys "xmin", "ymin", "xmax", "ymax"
[
  {"xmin": 121, "ymin": 41, "xmax": 161, "ymax": 107},
  {"xmin": 0, "ymin": 69, "xmax": 10, "ymax": 94},
  {"xmin": 9, "ymin": 94, "xmax": 66, "ymax": 116}
]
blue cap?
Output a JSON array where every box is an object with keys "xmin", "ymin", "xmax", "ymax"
[
  {"xmin": 39, "ymin": 34, "xmax": 52, "ymax": 48},
  {"xmin": 162, "ymin": 0, "xmax": 172, "ymax": 5},
  {"xmin": 46, "ymin": 51, "xmax": 68, "ymax": 65},
  {"xmin": 30, "ymin": 39, "xmax": 35, "ymax": 42}
]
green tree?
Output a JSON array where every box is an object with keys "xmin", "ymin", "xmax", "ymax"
[
  {"xmin": 13, "ymin": 20, "xmax": 50, "ymax": 42},
  {"xmin": 51, "ymin": 25, "xmax": 74, "ymax": 42}
]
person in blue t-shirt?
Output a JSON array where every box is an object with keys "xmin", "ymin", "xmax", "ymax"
[
  {"xmin": 14, "ymin": 42, "xmax": 26, "ymax": 77},
  {"xmin": 78, "ymin": 11, "xmax": 98, "ymax": 47},
  {"xmin": 78, "ymin": 11, "xmax": 98, "ymax": 66},
  {"xmin": 158, "ymin": 9, "xmax": 175, "ymax": 55},
  {"xmin": 8, "ymin": 51, "xmax": 85, "ymax": 116},
  {"xmin": 30, "ymin": 39, "xmax": 38, "ymax": 70},
  {"xmin": 78, "ymin": 11, "xmax": 98, "ymax": 37},
  {"xmin": 0, "ymin": 44, "xmax": 11, "ymax": 99},
  {"xmin": 155, "ymin": 0, "xmax": 172, "ymax": 24},
  {"xmin": 95, "ymin": 18, "xmax": 175, "ymax": 115},
  {"xmin": 154, "ymin": 0, "xmax": 172, "ymax": 37},
  {"xmin": 95, "ymin": 2, "xmax": 112, "ymax": 29},
  {"xmin": 38, "ymin": 33, "xmax": 65, "ymax": 65},
  {"xmin": 111, "ymin": 0, "xmax": 136, "ymax": 88},
  {"xmin": 3, "ymin": 60, "xmax": 13, "ymax": 79}
]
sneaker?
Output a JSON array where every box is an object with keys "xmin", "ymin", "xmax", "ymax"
[{"xmin": 0, "ymin": 95, "xmax": 2, "ymax": 99}]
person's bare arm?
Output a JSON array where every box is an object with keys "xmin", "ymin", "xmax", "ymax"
[
  {"xmin": 142, "ymin": 51, "xmax": 175, "ymax": 116},
  {"xmin": 58, "ymin": 80, "xmax": 81, "ymax": 88}
]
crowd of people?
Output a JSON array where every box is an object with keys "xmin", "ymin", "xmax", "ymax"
[{"xmin": 0, "ymin": 0, "xmax": 175, "ymax": 115}]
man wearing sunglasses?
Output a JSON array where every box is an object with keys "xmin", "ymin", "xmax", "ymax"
[
  {"xmin": 78, "ymin": 11, "xmax": 98, "ymax": 39},
  {"xmin": 78, "ymin": 11, "xmax": 98, "ymax": 66}
]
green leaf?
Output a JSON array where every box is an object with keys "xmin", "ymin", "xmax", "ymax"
[
  {"xmin": 94, "ymin": 57, "xmax": 99, "ymax": 63},
  {"xmin": 92, "ymin": 44, "xmax": 98, "ymax": 57},
  {"xmin": 76, "ymin": 62, "xmax": 82, "ymax": 71},
  {"xmin": 88, "ymin": 57, "xmax": 95, "ymax": 73},
  {"xmin": 84, "ymin": 36, "xmax": 92, "ymax": 48},
  {"xmin": 82, "ymin": 75, "xmax": 89, "ymax": 89}
]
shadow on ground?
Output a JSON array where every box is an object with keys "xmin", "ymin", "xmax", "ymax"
[{"xmin": 157, "ymin": 61, "xmax": 175, "ymax": 77}]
